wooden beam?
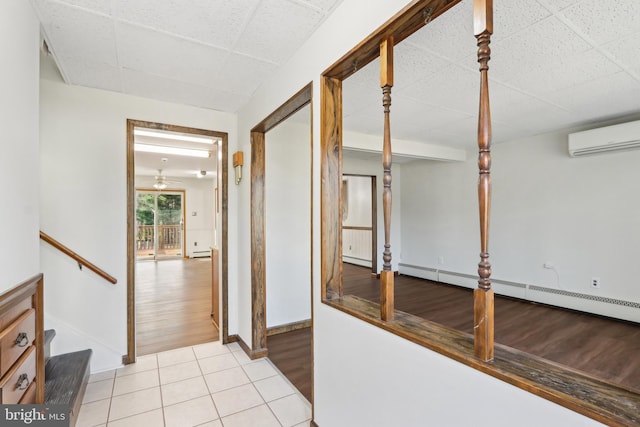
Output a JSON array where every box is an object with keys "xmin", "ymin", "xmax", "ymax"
[
  {"xmin": 251, "ymin": 131, "xmax": 267, "ymax": 355},
  {"xmin": 321, "ymin": 76, "xmax": 343, "ymax": 300},
  {"xmin": 473, "ymin": 0, "xmax": 494, "ymax": 361}
]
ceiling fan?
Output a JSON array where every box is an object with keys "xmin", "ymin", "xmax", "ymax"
[{"xmin": 153, "ymin": 169, "xmax": 181, "ymax": 190}]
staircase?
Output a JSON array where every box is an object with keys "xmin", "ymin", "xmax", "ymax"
[{"xmin": 43, "ymin": 329, "xmax": 92, "ymax": 427}]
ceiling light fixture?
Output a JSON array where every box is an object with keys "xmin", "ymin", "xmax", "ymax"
[
  {"xmin": 134, "ymin": 143, "xmax": 211, "ymax": 158},
  {"xmin": 134, "ymin": 129, "xmax": 215, "ymax": 144}
]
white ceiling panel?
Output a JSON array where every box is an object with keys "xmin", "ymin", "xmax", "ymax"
[
  {"xmin": 32, "ymin": 0, "xmax": 640, "ymax": 160},
  {"xmin": 62, "ymin": 58, "xmax": 122, "ymax": 92},
  {"xmin": 233, "ymin": 0, "xmax": 325, "ymax": 63},
  {"xmin": 560, "ymin": 0, "xmax": 640, "ymax": 45},
  {"xmin": 123, "ymin": 69, "xmax": 216, "ymax": 110},
  {"xmin": 117, "ymin": 22, "xmax": 229, "ymax": 89},
  {"xmin": 114, "ymin": 0, "xmax": 260, "ymax": 50},
  {"xmin": 36, "ymin": 1, "xmax": 118, "ymax": 66}
]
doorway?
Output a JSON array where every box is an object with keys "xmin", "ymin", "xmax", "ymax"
[
  {"xmin": 126, "ymin": 119, "xmax": 229, "ymax": 363},
  {"xmin": 341, "ymin": 174, "xmax": 377, "ymax": 275},
  {"xmin": 135, "ymin": 190, "xmax": 185, "ymax": 260}
]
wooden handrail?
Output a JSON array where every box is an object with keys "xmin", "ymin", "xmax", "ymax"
[{"xmin": 39, "ymin": 231, "xmax": 117, "ymax": 285}]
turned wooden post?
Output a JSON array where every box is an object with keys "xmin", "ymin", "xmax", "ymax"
[
  {"xmin": 473, "ymin": 0, "xmax": 494, "ymax": 361},
  {"xmin": 380, "ymin": 36, "xmax": 395, "ymax": 321}
]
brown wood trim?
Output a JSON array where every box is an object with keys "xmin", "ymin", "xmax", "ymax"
[
  {"xmin": 251, "ymin": 85, "xmax": 312, "ymax": 134},
  {"xmin": 211, "ymin": 248, "xmax": 220, "ymax": 328},
  {"xmin": 310, "ymin": 421, "xmax": 320, "ymax": 427},
  {"xmin": 126, "ymin": 119, "xmax": 229, "ymax": 363},
  {"xmin": 237, "ymin": 334, "xmax": 268, "ymax": 360},
  {"xmin": 322, "ymin": 0, "xmax": 461, "ymax": 80},
  {"xmin": 342, "ymin": 226, "xmax": 372, "ymax": 231},
  {"xmin": 250, "ymin": 130, "xmax": 267, "ymax": 356},
  {"xmin": 225, "ymin": 334, "xmax": 239, "ymax": 344},
  {"xmin": 266, "ymin": 319, "xmax": 312, "ymax": 337},
  {"xmin": 250, "ymin": 83, "xmax": 313, "ymax": 356},
  {"xmin": 40, "ymin": 231, "xmax": 117, "ymax": 284},
  {"xmin": 371, "ymin": 176, "xmax": 378, "ymax": 274},
  {"xmin": 320, "ymin": 76, "xmax": 343, "ymax": 300},
  {"xmin": 473, "ymin": 0, "xmax": 494, "ymax": 362},
  {"xmin": 324, "ymin": 295, "xmax": 639, "ymax": 427}
]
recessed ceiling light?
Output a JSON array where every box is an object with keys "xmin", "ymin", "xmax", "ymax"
[
  {"xmin": 134, "ymin": 128, "xmax": 216, "ymax": 145},
  {"xmin": 134, "ymin": 143, "xmax": 211, "ymax": 158}
]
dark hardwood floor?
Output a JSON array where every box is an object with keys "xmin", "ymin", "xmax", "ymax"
[
  {"xmin": 136, "ymin": 258, "xmax": 219, "ymax": 355},
  {"xmin": 267, "ymin": 263, "xmax": 640, "ymax": 402},
  {"xmin": 267, "ymin": 328, "xmax": 312, "ymax": 403}
]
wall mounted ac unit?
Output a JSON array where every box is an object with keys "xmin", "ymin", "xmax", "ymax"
[{"xmin": 568, "ymin": 120, "xmax": 640, "ymax": 157}]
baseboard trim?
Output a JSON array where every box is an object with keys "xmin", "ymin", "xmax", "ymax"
[
  {"xmin": 237, "ymin": 335, "xmax": 268, "ymax": 360},
  {"xmin": 224, "ymin": 334, "xmax": 239, "ymax": 345},
  {"xmin": 267, "ymin": 319, "xmax": 312, "ymax": 336}
]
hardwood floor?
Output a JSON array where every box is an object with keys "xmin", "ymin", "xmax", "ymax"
[
  {"xmin": 135, "ymin": 258, "xmax": 219, "ymax": 356},
  {"xmin": 267, "ymin": 328, "xmax": 312, "ymax": 403},
  {"xmin": 343, "ymin": 263, "xmax": 640, "ymax": 391},
  {"xmin": 266, "ymin": 263, "xmax": 640, "ymax": 402}
]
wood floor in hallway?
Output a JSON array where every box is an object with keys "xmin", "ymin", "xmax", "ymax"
[
  {"xmin": 269, "ymin": 263, "xmax": 639, "ymax": 400},
  {"xmin": 136, "ymin": 258, "xmax": 218, "ymax": 356}
]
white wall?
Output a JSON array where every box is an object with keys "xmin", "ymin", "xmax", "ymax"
[
  {"xmin": 39, "ymin": 74, "xmax": 237, "ymax": 371},
  {"xmin": 135, "ymin": 175, "xmax": 216, "ymax": 257},
  {"xmin": 264, "ymin": 110, "xmax": 312, "ymax": 328},
  {"xmin": 0, "ymin": 0, "xmax": 40, "ymax": 292},
  {"xmin": 237, "ymin": 0, "xmax": 601, "ymax": 425},
  {"xmin": 401, "ymin": 131, "xmax": 640, "ymax": 321}
]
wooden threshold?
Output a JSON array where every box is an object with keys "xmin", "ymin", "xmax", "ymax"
[
  {"xmin": 324, "ymin": 295, "xmax": 639, "ymax": 427},
  {"xmin": 267, "ymin": 319, "xmax": 312, "ymax": 337}
]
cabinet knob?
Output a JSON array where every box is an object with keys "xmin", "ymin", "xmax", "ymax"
[
  {"xmin": 16, "ymin": 373, "xmax": 30, "ymax": 390},
  {"xmin": 15, "ymin": 332, "xmax": 29, "ymax": 347}
]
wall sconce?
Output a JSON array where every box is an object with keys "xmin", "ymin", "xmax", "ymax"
[{"xmin": 233, "ymin": 151, "xmax": 244, "ymax": 185}]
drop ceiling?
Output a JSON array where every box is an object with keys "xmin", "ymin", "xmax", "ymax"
[{"xmin": 33, "ymin": 0, "xmax": 640, "ymax": 156}]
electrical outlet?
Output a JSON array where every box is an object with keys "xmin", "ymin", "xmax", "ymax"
[
  {"xmin": 592, "ymin": 277, "xmax": 600, "ymax": 288},
  {"xmin": 438, "ymin": 256, "xmax": 444, "ymax": 265}
]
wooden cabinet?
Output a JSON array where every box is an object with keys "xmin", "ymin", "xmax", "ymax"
[{"xmin": 0, "ymin": 274, "xmax": 44, "ymax": 404}]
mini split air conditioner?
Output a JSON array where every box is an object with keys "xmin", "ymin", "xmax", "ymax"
[{"xmin": 568, "ymin": 120, "xmax": 640, "ymax": 157}]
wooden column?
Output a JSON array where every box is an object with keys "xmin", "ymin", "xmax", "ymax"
[
  {"xmin": 380, "ymin": 36, "xmax": 394, "ymax": 321},
  {"xmin": 473, "ymin": 0, "xmax": 494, "ymax": 361}
]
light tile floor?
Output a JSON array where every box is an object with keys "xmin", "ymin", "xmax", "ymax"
[{"xmin": 78, "ymin": 341, "xmax": 312, "ymax": 427}]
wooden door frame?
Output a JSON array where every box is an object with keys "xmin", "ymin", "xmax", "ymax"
[
  {"xmin": 125, "ymin": 119, "xmax": 229, "ymax": 364},
  {"xmin": 342, "ymin": 174, "xmax": 378, "ymax": 275},
  {"xmin": 250, "ymin": 83, "xmax": 313, "ymax": 359}
]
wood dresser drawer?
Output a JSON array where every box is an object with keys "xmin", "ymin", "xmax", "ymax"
[
  {"xmin": 0, "ymin": 345, "xmax": 36, "ymax": 404},
  {"xmin": 0, "ymin": 308, "xmax": 35, "ymax": 376},
  {"xmin": 0, "ymin": 298, "xmax": 31, "ymax": 330},
  {"xmin": 18, "ymin": 378, "xmax": 37, "ymax": 404}
]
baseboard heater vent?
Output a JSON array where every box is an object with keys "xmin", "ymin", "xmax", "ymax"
[
  {"xmin": 529, "ymin": 285, "xmax": 640, "ymax": 309},
  {"xmin": 190, "ymin": 250, "xmax": 211, "ymax": 259}
]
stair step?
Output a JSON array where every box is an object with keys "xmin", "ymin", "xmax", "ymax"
[{"xmin": 45, "ymin": 349, "xmax": 92, "ymax": 427}]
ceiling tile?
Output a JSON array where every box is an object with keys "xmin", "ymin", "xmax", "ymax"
[
  {"xmin": 113, "ymin": 0, "xmax": 260, "ymax": 50},
  {"xmin": 494, "ymin": 0, "xmax": 551, "ymax": 41},
  {"xmin": 117, "ymin": 23, "xmax": 229, "ymax": 89},
  {"xmin": 546, "ymin": 71, "xmax": 640, "ymax": 121},
  {"xmin": 61, "ymin": 57, "xmax": 122, "ymax": 92},
  {"xmin": 394, "ymin": 42, "xmax": 452, "ymax": 88},
  {"xmin": 601, "ymin": 31, "xmax": 640, "ymax": 78},
  {"xmin": 506, "ymin": 49, "xmax": 621, "ymax": 97},
  {"xmin": 489, "ymin": 16, "xmax": 592, "ymax": 84},
  {"xmin": 560, "ymin": 0, "xmax": 640, "ymax": 45},
  {"xmin": 298, "ymin": 0, "xmax": 342, "ymax": 12},
  {"xmin": 53, "ymin": 0, "xmax": 112, "ymax": 15},
  {"xmin": 408, "ymin": 0, "xmax": 475, "ymax": 63},
  {"xmin": 213, "ymin": 53, "xmax": 278, "ymax": 97},
  {"xmin": 37, "ymin": 1, "xmax": 118, "ymax": 66},
  {"xmin": 123, "ymin": 68, "xmax": 244, "ymax": 111},
  {"xmin": 233, "ymin": 0, "xmax": 325, "ymax": 62}
]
